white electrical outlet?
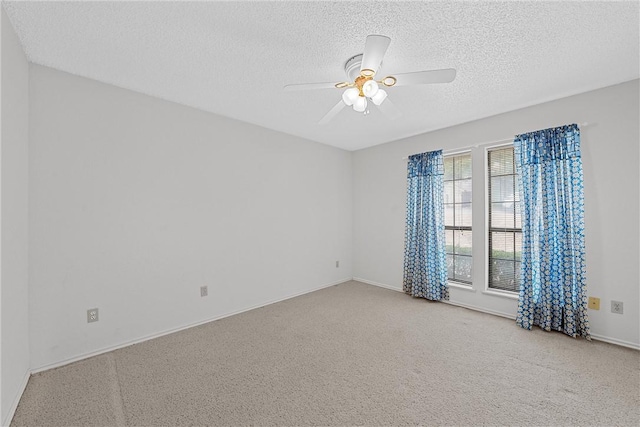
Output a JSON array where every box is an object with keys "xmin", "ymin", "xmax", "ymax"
[
  {"xmin": 611, "ymin": 301, "xmax": 623, "ymax": 314},
  {"xmin": 87, "ymin": 308, "xmax": 99, "ymax": 323},
  {"xmin": 200, "ymin": 286, "xmax": 208, "ymax": 297}
]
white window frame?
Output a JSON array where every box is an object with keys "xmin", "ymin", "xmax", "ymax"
[
  {"xmin": 484, "ymin": 143, "xmax": 522, "ymax": 296},
  {"xmin": 443, "ymin": 150, "xmax": 473, "ymax": 287}
]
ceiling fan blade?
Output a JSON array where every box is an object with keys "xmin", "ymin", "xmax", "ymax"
[
  {"xmin": 319, "ymin": 101, "xmax": 346, "ymax": 125},
  {"xmin": 360, "ymin": 35, "xmax": 391, "ymax": 76},
  {"xmin": 375, "ymin": 98, "xmax": 402, "ymax": 120},
  {"xmin": 284, "ymin": 82, "xmax": 341, "ymax": 91},
  {"xmin": 391, "ymin": 68, "xmax": 456, "ymax": 86}
]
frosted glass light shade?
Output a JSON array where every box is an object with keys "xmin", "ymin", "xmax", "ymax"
[
  {"xmin": 353, "ymin": 96, "xmax": 367, "ymax": 112},
  {"xmin": 371, "ymin": 89, "xmax": 387, "ymax": 106},
  {"xmin": 342, "ymin": 88, "xmax": 359, "ymax": 106},
  {"xmin": 362, "ymin": 80, "xmax": 379, "ymax": 98}
]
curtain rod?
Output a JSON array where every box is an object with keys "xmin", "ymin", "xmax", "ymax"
[{"xmin": 402, "ymin": 122, "xmax": 589, "ymax": 160}]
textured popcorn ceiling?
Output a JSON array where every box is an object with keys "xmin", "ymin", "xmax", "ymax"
[{"xmin": 3, "ymin": 1, "xmax": 639, "ymax": 151}]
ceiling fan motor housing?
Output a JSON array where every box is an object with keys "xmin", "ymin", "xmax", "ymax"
[{"xmin": 345, "ymin": 54, "xmax": 365, "ymax": 82}]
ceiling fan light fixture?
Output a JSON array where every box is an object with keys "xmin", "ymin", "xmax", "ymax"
[
  {"xmin": 371, "ymin": 89, "xmax": 388, "ymax": 106},
  {"xmin": 284, "ymin": 34, "xmax": 456, "ymax": 124},
  {"xmin": 382, "ymin": 76, "xmax": 397, "ymax": 87},
  {"xmin": 362, "ymin": 80, "xmax": 379, "ymax": 97},
  {"xmin": 353, "ymin": 96, "xmax": 367, "ymax": 112},
  {"xmin": 342, "ymin": 88, "xmax": 359, "ymax": 106},
  {"xmin": 360, "ymin": 68, "xmax": 375, "ymax": 77}
]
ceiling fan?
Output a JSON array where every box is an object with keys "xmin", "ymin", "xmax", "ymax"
[{"xmin": 284, "ymin": 35, "xmax": 457, "ymax": 125}]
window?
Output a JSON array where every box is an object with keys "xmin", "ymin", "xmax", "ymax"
[
  {"xmin": 488, "ymin": 147, "xmax": 522, "ymax": 292},
  {"xmin": 444, "ymin": 153, "xmax": 472, "ymax": 284}
]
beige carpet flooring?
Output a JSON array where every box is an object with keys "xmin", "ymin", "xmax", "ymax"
[{"xmin": 11, "ymin": 281, "xmax": 640, "ymax": 426}]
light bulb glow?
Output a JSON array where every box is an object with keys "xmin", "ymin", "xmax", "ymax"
[
  {"xmin": 371, "ymin": 89, "xmax": 388, "ymax": 106},
  {"xmin": 362, "ymin": 80, "xmax": 379, "ymax": 98},
  {"xmin": 353, "ymin": 96, "xmax": 367, "ymax": 112},
  {"xmin": 342, "ymin": 88, "xmax": 359, "ymax": 106}
]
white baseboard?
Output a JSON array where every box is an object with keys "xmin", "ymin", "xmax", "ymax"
[
  {"xmin": 20, "ymin": 274, "xmax": 640, "ymax": 419},
  {"xmin": 353, "ymin": 277, "xmax": 403, "ymax": 293},
  {"xmin": 354, "ymin": 277, "xmax": 639, "ymax": 351},
  {"xmin": 31, "ymin": 278, "xmax": 352, "ymax": 374},
  {"xmin": 356, "ymin": 277, "xmax": 517, "ymax": 319},
  {"xmin": 590, "ymin": 334, "xmax": 640, "ymax": 350},
  {"xmin": 442, "ymin": 299, "xmax": 516, "ymax": 320},
  {"xmin": 2, "ymin": 369, "xmax": 30, "ymax": 427}
]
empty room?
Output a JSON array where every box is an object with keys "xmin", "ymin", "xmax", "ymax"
[{"xmin": 1, "ymin": 1, "xmax": 639, "ymax": 426}]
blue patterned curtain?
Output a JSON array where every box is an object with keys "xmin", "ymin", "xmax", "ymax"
[
  {"xmin": 514, "ymin": 124, "xmax": 590, "ymax": 339},
  {"xmin": 403, "ymin": 150, "xmax": 449, "ymax": 300}
]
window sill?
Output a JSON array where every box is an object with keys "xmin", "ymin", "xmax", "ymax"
[
  {"xmin": 481, "ymin": 289, "xmax": 519, "ymax": 300},
  {"xmin": 449, "ymin": 282, "xmax": 475, "ymax": 292}
]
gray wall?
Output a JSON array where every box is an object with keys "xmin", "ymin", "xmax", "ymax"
[
  {"xmin": 28, "ymin": 65, "xmax": 353, "ymax": 369},
  {"xmin": 353, "ymin": 79, "xmax": 640, "ymax": 348},
  {"xmin": 1, "ymin": 7, "xmax": 30, "ymax": 424}
]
